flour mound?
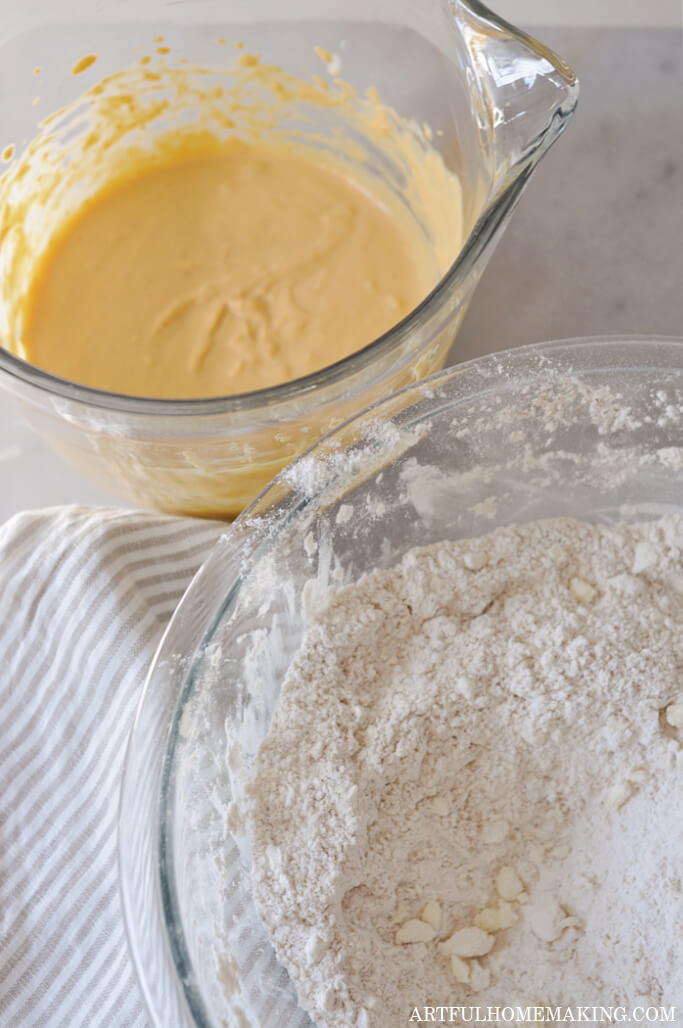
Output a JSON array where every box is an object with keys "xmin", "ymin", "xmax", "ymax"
[{"xmin": 245, "ymin": 517, "xmax": 683, "ymax": 1027}]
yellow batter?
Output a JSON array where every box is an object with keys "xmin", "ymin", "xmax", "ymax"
[
  {"xmin": 21, "ymin": 140, "xmax": 435, "ymax": 398},
  {"xmin": 0, "ymin": 46, "xmax": 464, "ymax": 514}
]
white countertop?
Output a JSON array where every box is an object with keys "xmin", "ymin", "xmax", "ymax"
[
  {"xmin": 2, "ymin": 24, "xmax": 682, "ymax": 522},
  {"xmin": 498, "ymin": 0, "xmax": 681, "ymax": 27}
]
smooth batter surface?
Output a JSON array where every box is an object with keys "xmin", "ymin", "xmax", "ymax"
[{"xmin": 22, "ymin": 141, "xmax": 436, "ymax": 398}]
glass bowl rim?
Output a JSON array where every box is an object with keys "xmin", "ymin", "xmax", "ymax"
[
  {"xmin": 0, "ymin": 175, "xmax": 529, "ymax": 416},
  {"xmin": 222, "ymin": 333, "xmax": 683, "ymax": 522}
]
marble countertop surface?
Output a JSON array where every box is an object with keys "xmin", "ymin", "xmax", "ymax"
[{"xmin": 2, "ymin": 26, "xmax": 681, "ymax": 523}]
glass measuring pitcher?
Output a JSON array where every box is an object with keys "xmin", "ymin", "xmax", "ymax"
[{"xmin": 0, "ymin": 0, "xmax": 578, "ymax": 519}]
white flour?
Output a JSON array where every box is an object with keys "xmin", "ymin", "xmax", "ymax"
[{"xmin": 245, "ymin": 517, "xmax": 683, "ymax": 1027}]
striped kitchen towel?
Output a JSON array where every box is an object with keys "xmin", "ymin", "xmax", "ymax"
[{"xmin": 0, "ymin": 506, "xmax": 225, "ymax": 1028}]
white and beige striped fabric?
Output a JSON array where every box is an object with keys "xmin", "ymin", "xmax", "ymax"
[{"xmin": 0, "ymin": 506, "xmax": 225, "ymax": 1028}]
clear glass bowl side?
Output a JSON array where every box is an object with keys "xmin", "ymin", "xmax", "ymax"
[
  {"xmin": 120, "ymin": 338, "xmax": 683, "ymax": 1027},
  {"xmin": 8, "ymin": 313, "xmax": 460, "ymax": 517}
]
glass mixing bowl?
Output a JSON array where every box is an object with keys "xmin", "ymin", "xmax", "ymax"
[
  {"xmin": 0, "ymin": 0, "xmax": 577, "ymax": 517},
  {"xmin": 119, "ymin": 337, "xmax": 683, "ymax": 1027}
]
